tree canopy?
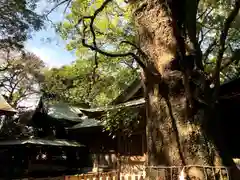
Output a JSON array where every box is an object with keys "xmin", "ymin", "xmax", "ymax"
[
  {"xmin": 37, "ymin": 0, "xmax": 240, "ymax": 107},
  {"xmin": 41, "ymin": 54, "xmax": 138, "ymax": 107},
  {"xmin": 53, "ymin": 0, "xmax": 240, "ymax": 82},
  {"xmin": 0, "ymin": 50, "xmax": 45, "ymax": 108},
  {"xmin": 39, "ymin": 0, "xmax": 140, "ymax": 107},
  {"xmin": 0, "ymin": 0, "xmax": 44, "ymax": 49},
  {"xmin": 38, "ymin": 0, "xmax": 240, "ymax": 133}
]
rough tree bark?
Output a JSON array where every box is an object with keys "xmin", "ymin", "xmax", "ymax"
[{"xmin": 132, "ymin": 0, "xmax": 240, "ymax": 179}]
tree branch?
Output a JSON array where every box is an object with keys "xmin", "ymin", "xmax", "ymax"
[
  {"xmin": 213, "ymin": 0, "xmax": 240, "ymax": 100},
  {"xmin": 63, "ymin": 0, "xmax": 72, "ymax": 14},
  {"xmin": 203, "ymin": 39, "xmax": 217, "ymax": 62},
  {"xmin": 86, "ymin": 51, "xmax": 99, "ymax": 99},
  {"xmin": 220, "ymin": 49, "xmax": 240, "ymax": 71},
  {"xmin": 93, "ymin": 51, "xmax": 99, "ymax": 84},
  {"xmin": 119, "ymin": 40, "xmax": 147, "ymax": 58},
  {"xmin": 46, "ymin": 0, "xmax": 71, "ymax": 16},
  {"xmin": 75, "ymin": 0, "xmax": 148, "ymax": 73},
  {"xmin": 197, "ymin": 7, "xmax": 214, "ymax": 21},
  {"xmin": 14, "ymin": 91, "xmax": 38, "ymax": 107},
  {"xmin": 199, "ymin": 29, "xmax": 211, "ymax": 46}
]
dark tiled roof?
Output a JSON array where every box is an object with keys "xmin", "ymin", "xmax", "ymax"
[
  {"xmin": 77, "ymin": 98, "xmax": 145, "ymax": 113},
  {"xmin": 110, "ymin": 78, "xmax": 142, "ymax": 105},
  {"xmin": 47, "ymin": 103, "xmax": 83, "ymax": 122},
  {"xmin": 0, "ymin": 138, "xmax": 84, "ymax": 147},
  {"xmin": 68, "ymin": 118, "xmax": 102, "ymax": 129}
]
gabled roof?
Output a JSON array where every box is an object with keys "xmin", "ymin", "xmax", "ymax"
[
  {"xmin": 68, "ymin": 118, "xmax": 101, "ymax": 129},
  {"xmin": 110, "ymin": 78, "xmax": 143, "ymax": 105},
  {"xmin": 78, "ymin": 98, "xmax": 145, "ymax": 113},
  {"xmin": 0, "ymin": 94, "xmax": 17, "ymax": 114},
  {"xmin": 29, "ymin": 98, "xmax": 103, "ymax": 129},
  {"xmin": 18, "ymin": 98, "xmax": 85, "ymax": 128},
  {"xmin": 47, "ymin": 103, "xmax": 83, "ymax": 122},
  {"xmin": 66, "ymin": 78, "xmax": 145, "ymax": 121},
  {"xmin": 65, "ymin": 98, "xmax": 145, "ymax": 130},
  {"xmin": 0, "ymin": 138, "xmax": 84, "ymax": 147}
]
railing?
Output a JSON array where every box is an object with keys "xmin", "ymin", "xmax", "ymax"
[
  {"xmin": 64, "ymin": 172, "xmax": 117, "ymax": 180},
  {"xmin": 22, "ymin": 177, "xmax": 64, "ymax": 180},
  {"xmin": 23, "ymin": 165, "xmax": 231, "ymax": 180},
  {"xmin": 64, "ymin": 172, "xmax": 146, "ymax": 180},
  {"xmin": 147, "ymin": 165, "xmax": 230, "ymax": 180}
]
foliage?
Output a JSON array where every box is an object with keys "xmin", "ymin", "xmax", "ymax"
[
  {"xmin": 55, "ymin": 0, "xmax": 240, "ymax": 82},
  {"xmin": 198, "ymin": 0, "xmax": 240, "ymax": 81},
  {"xmin": 56, "ymin": 0, "xmax": 137, "ymax": 67},
  {"xmin": 0, "ymin": 0, "xmax": 44, "ymax": 49},
  {"xmin": 0, "ymin": 50, "xmax": 45, "ymax": 108},
  {"xmin": 45, "ymin": 0, "xmax": 240, "ymax": 133},
  {"xmin": 41, "ymin": 54, "xmax": 138, "ymax": 107},
  {"xmin": 101, "ymin": 105, "xmax": 144, "ymax": 135},
  {"xmin": 0, "ymin": 115, "xmax": 34, "ymax": 139}
]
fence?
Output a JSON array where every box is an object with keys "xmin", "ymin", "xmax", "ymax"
[
  {"xmin": 16, "ymin": 177, "xmax": 64, "ymax": 180},
  {"xmin": 147, "ymin": 165, "xmax": 229, "ymax": 180},
  {"xmin": 118, "ymin": 155, "xmax": 146, "ymax": 180},
  {"xmin": 64, "ymin": 172, "xmax": 145, "ymax": 180},
  {"xmin": 65, "ymin": 172, "xmax": 117, "ymax": 180},
  {"xmin": 21, "ymin": 165, "xmax": 231, "ymax": 180}
]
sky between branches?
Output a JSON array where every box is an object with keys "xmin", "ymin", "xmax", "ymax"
[{"xmin": 24, "ymin": 0, "xmax": 75, "ymax": 67}]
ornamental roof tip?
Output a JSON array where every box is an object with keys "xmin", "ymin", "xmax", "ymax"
[{"xmin": 0, "ymin": 94, "xmax": 17, "ymax": 113}]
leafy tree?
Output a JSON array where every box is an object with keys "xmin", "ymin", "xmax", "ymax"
[
  {"xmin": 48, "ymin": 0, "xmax": 240, "ymax": 178},
  {"xmin": 0, "ymin": 0, "xmax": 44, "ymax": 49},
  {"xmin": 0, "ymin": 0, "xmax": 44, "ymax": 140},
  {"xmin": 0, "ymin": 50, "xmax": 44, "ymax": 140},
  {"xmin": 0, "ymin": 50, "xmax": 45, "ymax": 108},
  {"xmin": 41, "ymin": 54, "xmax": 138, "ymax": 107}
]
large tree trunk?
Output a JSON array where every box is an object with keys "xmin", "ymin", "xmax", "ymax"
[{"xmin": 132, "ymin": 0, "xmax": 240, "ymax": 179}]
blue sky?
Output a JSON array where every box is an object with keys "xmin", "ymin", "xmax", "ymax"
[
  {"xmin": 24, "ymin": 2, "xmax": 75, "ymax": 68},
  {"xmin": 19, "ymin": 2, "xmax": 76, "ymax": 108}
]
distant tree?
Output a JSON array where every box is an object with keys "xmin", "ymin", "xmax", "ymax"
[
  {"xmin": 41, "ymin": 55, "xmax": 138, "ymax": 107},
  {"xmin": 0, "ymin": 50, "xmax": 45, "ymax": 108},
  {"xmin": 0, "ymin": 0, "xmax": 44, "ymax": 49}
]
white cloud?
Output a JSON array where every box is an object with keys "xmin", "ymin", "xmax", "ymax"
[
  {"xmin": 27, "ymin": 47, "xmax": 59, "ymax": 67},
  {"xmin": 25, "ymin": 46, "xmax": 74, "ymax": 68}
]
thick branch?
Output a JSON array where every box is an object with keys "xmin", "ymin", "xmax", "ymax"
[
  {"xmin": 75, "ymin": 0, "xmax": 148, "ymax": 72},
  {"xmin": 213, "ymin": 0, "xmax": 240, "ymax": 100},
  {"xmin": 86, "ymin": 52, "xmax": 99, "ymax": 99},
  {"xmin": 119, "ymin": 40, "xmax": 148, "ymax": 59},
  {"xmin": 82, "ymin": 36, "xmax": 146, "ymax": 69}
]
